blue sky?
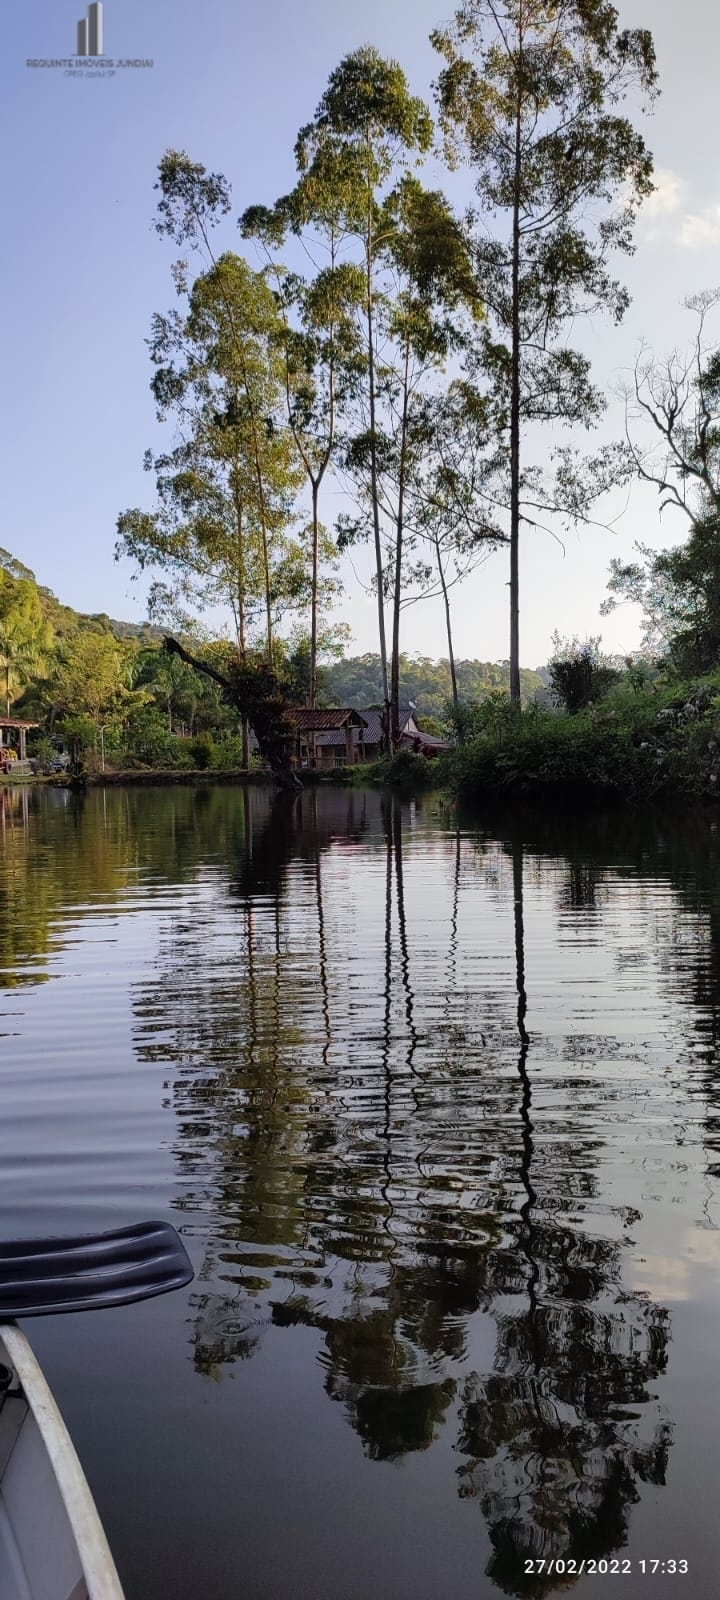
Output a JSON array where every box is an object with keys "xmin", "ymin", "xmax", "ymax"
[{"xmin": 3, "ymin": 0, "xmax": 720, "ymax": 667}]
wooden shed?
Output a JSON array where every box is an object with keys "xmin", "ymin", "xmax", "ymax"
[{"xmin": 287, "ymin": 709, "xmax": 368, "ymax": 770}]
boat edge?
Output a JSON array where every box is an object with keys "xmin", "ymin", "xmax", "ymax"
[{"xmin": 0, "ymin": 1324, "xmax": 125, "ymax": 1600}]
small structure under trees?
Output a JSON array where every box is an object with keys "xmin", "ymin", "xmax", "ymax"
[
  {"xmin": 286, "ymin": 708, "xmax": 367, "ymax": 771},
  {"xmin": 0, "ymin": 718, "xmax": 38, "ymax": 762}
]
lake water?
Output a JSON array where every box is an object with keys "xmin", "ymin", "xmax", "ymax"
[{"xmin": 1, "ymin": 783, "xmax": 718, "ymax": 1598}]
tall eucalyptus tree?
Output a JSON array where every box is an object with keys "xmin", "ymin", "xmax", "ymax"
[
  {"xmin": 240, "ymin": 192, "xmax": 364, "ymax": 709},
  {"xmin": 118, "ymin": 165, "xmax": 310, "ymax": 676},
  {"xmin": 287, "ymin": 48, "xmax": 435, "ymax": 746},
  {"xmin": 432, "ymin": 0, "xmax": 658, "ymax": 703}
]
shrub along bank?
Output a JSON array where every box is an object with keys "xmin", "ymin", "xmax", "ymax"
[{"xmin": 441, "ymin": 679, "xmax": 720, "ymax": 804}]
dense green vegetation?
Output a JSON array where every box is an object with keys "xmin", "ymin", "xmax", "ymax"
[
  {"xmin": 0, "ymin": 548, "xmax": 549, "ymax": 773},
  {"xmin": 440, "ymin": 675, "xmax": 720, "ymax": 803},
  {"xmin": 0, "ymin": 550, "xmax": 233, "ymax": 771}
]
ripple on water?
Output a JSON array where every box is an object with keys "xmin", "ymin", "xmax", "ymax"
[{"xmin": 3, "ymin": 787, "xmax": 720, "ymax": 1597}]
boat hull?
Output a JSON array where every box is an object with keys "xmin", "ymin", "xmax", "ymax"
[{"xmin": 0, "ymin": 1326, "xmax": 124, "ymax": 1600}]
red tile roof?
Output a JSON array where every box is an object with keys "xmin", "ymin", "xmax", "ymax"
[{"xmin": 287, "ymin": 708, "xmax": 368, "ymax": 732}]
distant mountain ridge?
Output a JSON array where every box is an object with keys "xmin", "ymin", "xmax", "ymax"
[{"xmin": 0, "ymin": 549, "xmax": 167, "ymax": 645}]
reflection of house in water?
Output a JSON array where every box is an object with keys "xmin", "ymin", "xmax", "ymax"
[
  {"xmin": 0, "ymin": 783, "xmax": 30, "ymax": 832},
  {"xmin": 227, "ymin": 787, "xmax": 372, "ymax": 900}
]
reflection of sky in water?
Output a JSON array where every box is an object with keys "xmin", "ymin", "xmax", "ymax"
[{"xmin": 1, "ymin": 785, "xmax": 720, "ymax": 1598}]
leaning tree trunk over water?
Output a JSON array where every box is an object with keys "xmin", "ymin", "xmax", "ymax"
[{"xmin": 164, "ymin": 637, "xmax": 301, "ymax": 791}]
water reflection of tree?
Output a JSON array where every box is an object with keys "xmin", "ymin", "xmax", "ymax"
[
  {"xmin": 463, "ymin": 804, "xmax": 720, "ymax": 1192},
  {"xmin": 125, "ymin": 793, "xmax": 679, "ymax": 1592},
  {"xmin": 452, "ymin": 847, "xmax": 672, "ymax": 1597},
  {"xmin": 0, "ymin": 784, "xmax": 271, "ymax": 987}
]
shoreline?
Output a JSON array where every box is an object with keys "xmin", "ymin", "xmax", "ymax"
[
  {"xmin": 5, "ymin": 747, "xmax": 720, "ymax": 807},
  {"xmin": 3, "ymin": 766, "xmax": 350, "ymax": 789}
]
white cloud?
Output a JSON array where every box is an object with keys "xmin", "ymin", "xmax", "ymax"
[
  {"xmin": 629, "ymin": 1252, "xmax": 690, "ymax": 1303},
  {"xmin": 678, "ymin": 203, "xmax": 720, "ymax": 249},
  {"xmin": 628, "ymin": 1226, "xmax": 720, "ymax": 1303},
  {"xmin": 637, "ymin": 170, "xmax": 720, "ymax": 250},
  {"xmin": 643, "ymin": 167, "xmax": 686, "ymax": 219}
]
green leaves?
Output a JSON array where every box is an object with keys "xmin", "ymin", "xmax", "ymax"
[
  {"xmin": 431, "ymin": 0, "xmax": 658, "ymax": 701},
  {"xmin": 51, "ymin": 629, "xmax": 137, "ymax": 727},
  {"xmin": 292, "ymin": 47, "xmax": 435, "ymax": 256},
  {"xmin": 548, "ymin": 633, "xmax": 621, "ymax": 713},
  {"xmin": 154, "ymin": 150, "xmax": 231, "ymax": 247},
  {"xmin": 0, "ymin": 571, "xmax": 54, "ymax": 716},
  {"xmin": 433, "ymin": 3, "xmax": 657, "ymax": 244},
  {"xmin": 119, "ymin": 213, "xmax": 315, "ymax": 664},
  {"xmin": 298, "ymin": 46, "xmax": 433, "ymax": 167}
]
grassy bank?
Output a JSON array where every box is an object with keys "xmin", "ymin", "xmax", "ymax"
[
  {"xmin": 441, "ymin": 679, "xmax": 720, "ymax": 804},
  {"xmin": 42, "ymin": 766, "xmax": 359, "ymax": 788},
  {"xmin": 338, "ymin": 675, "xmax": 720, "ymax": 805}
]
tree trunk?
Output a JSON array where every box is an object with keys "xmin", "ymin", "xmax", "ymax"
[
  {"xmin": 234, "ymin": 372, "xmax": 273, "ymax": 671},
  {"xmin": 259, "ymin": 512, "xmax": 274, "ymax": 670},
  {"xmin": 509, "ymin": 84, "xmax": 523, "ymax": 710},
  {"xmin": 163, "ymin": 636, "xmax": 301, "ymax": 791},
  {"xmin": 310, "ymin": 479, "xmax": 320, "ymax": 710},
  {"xmin": 390, "ymin": 339, "xmax": 411, "ymax": 748},
  {"xmin": 283, "ymin": 238, "xmax": 335, "ymax": 720},
  {"xmin": 435, "ymin": 532, "xmax": 460, "ymax": 735},
  {"xmin": 245, "ymin": 431, "xmax": 274, "ymax": 671},
  {"xmin": 365, "ymin": 155, "xmax": 390, "ymax": 752},
  {"xmin": 234, "ymin": 474, "xmax": 247, "ymax": 665},
  {"xmin": 238, "ymin": 553, "xmax": 249, "ymax": 771}
]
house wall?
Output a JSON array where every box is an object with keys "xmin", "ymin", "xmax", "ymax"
[
  {"xmin": 293, "ymin": 737, "xmax": 364, "ymax": 771},
  {"xmin": 313, "ymin": 743, "xmax": 362, "ymax": 770}
]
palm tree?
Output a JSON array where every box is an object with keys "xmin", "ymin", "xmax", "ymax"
[{"xmin": 136, "ymin": 649, "xmax": 198, "ymax": 733}]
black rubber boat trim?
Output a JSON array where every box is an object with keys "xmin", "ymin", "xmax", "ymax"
[{"xmin": 0, "ymin": 1220, "xmax": 193, "ymax": 1317}]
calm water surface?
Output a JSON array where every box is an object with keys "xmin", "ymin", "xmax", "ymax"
[{"xmin": 1, "ymin": 784, "xmax": 719, "ymax": 1599}]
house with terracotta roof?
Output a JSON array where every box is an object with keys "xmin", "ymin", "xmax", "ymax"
[
  {"xmin": 287, "ymin": 705, "xmax": 421, "ymax": 766},
  {"xmin": 286, "ymin": 708, "xmax": 368, "ymax": 770},
  {"xmin": 357, "ymin": 705, "xmax": 450, "ymax": 758},
  {"xmin": 249, "ymin": 703, "xmax": 450, "ymax": 770}
]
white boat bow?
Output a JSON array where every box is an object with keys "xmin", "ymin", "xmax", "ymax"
[
  {"xmin": 0, "ymin": 1324, "xmax": 125, "ymax": 1600},
  {"xmin": 0, "ymin": 1219, "xmax": 193, "ymax": 1600}
]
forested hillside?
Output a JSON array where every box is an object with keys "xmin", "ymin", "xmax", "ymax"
[
  {"xmin": 322, "ymin": 655, "xmax": 546, "ymax": 716},
  {"xmin": 0, "ymin": 550, "xmax": 549, "ymax": 771}
]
